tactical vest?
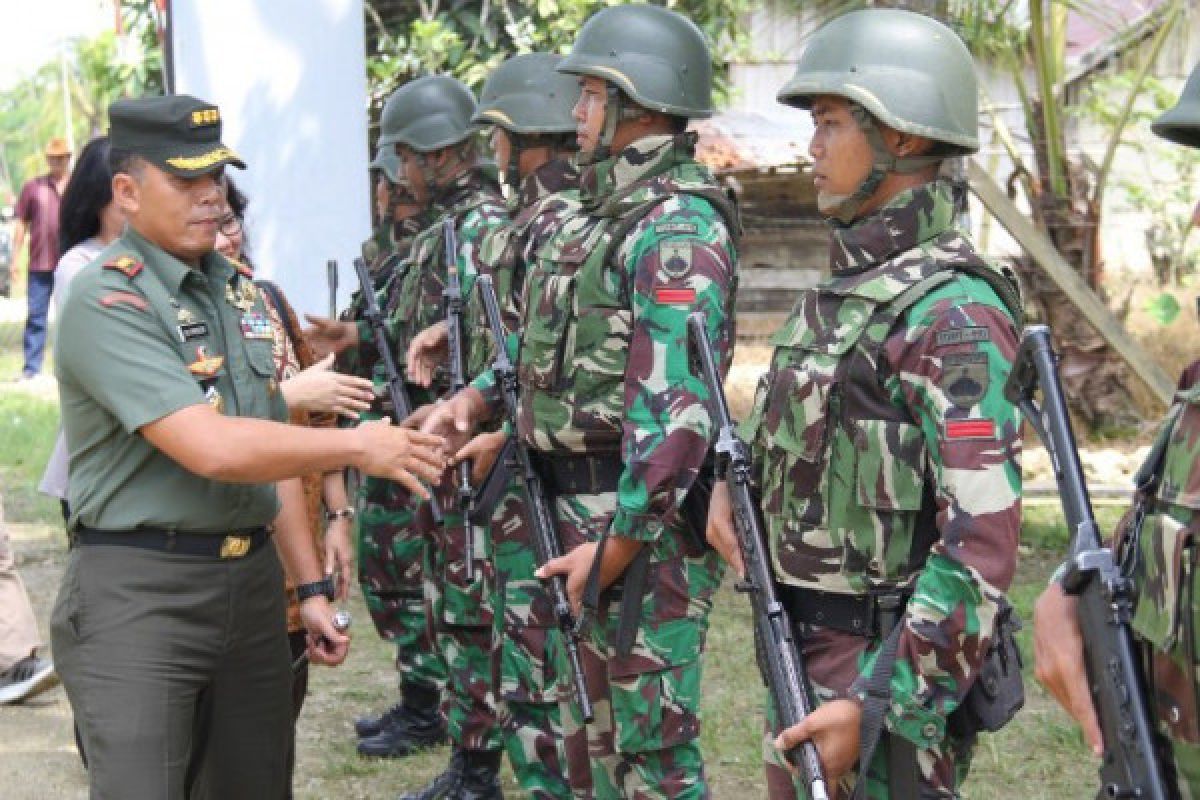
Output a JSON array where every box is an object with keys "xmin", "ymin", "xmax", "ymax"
[
  {"xmin": 389, "ymin": 183, "xmax": 505, "ymax": 370},
  {"xmin": 745, "ymin": 231, "xmax": 1020, "ymax": 594},
  {"xmin": 1123, "ymin": 379, "xmax": 1200, "ymax": 776},
  {"xmin": 517, "ymin": 161, "xmax": 739, "ymax": 454}
]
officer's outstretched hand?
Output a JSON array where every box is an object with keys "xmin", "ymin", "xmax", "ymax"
[
  {"xmin": 303, "ymin": 314, "xmax": 359, "ymax": 357},
  {"xmin": 354, "ymin": 419, "xmax": 446, "ymax": 497},
  {"xmin": 282, "ymin": 354, "xmax": 375, "ymax": 418},
  {"xmin": 775, "ymin": 698, "xmax": 862, "ymax": 785},
  {"xmin": 406, "ymin": 321, "xmax": 448, "ymax": 387},
  {"xmin": 455, "ymin": 430, "xmax": 508, "ymax": 485},
  {"xmin": 707, "ymin": 481, "xmax": 744, "ymax": 577},
  {"xmin": 1034, "ymin": 581, "xmax": 1103, "ymax": 755},
  {"xmin": 299, "ymin": 596, "xmax": 350, "ymax": 667}
]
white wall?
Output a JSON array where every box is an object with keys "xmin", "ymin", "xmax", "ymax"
[{"xmin": 171, "ymin": 0, "xmax": 370, "ymax": 316}]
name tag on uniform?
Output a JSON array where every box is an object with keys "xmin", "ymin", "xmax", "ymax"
[
  {"xmin": 240, "ymin": 312, "xmax": 273, "ymax": 339},
  {"xmin": 177, "ymin": 321, "xmax": 209, "ymax": 341}
]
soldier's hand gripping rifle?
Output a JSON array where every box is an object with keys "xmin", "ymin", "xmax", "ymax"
[
  {"xmin": 686, "ymin": 312, "xmax": 829, "ymax": 800},
  {"xmin": 353, "ymin": 257, "xmax": 443, "ymax": 524},
  {"xmin": 443, "ymin": 218, "xmax": 477, "ymax": 582},
  {"xmin": 477, "ymin": 274, "xmax": 595, "ymax": 724},
  {"xmin": 1004, "ymin": 325, "xmax": 1170, "ymax": 800}
]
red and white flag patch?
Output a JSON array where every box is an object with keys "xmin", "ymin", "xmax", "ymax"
[{"xmin": 654, "ymin": 287, "xmax": 696, "ymax": 305}]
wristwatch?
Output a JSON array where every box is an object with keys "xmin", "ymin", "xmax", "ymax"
[
  {"xmin": 296, "ymin": 576, "xmax": 336, "ymax": 603},
  {"xmin": 325, "ymin": 507, "xmax": 355, "ymax": 522}
]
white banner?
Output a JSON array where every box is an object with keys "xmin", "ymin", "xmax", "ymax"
[{"xmin": 171, "ymin": 0, "xmax": 369, "ymax": 316}]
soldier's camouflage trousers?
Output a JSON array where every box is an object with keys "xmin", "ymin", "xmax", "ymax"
[
  {"xmin": 491, "ymin": 483, "xmax": 574, "ymax": 799},
  {"xmin": 356, "ymin": 475, "xmax": 446, "ymax": 688},
  {"xmin": 554, "ymin": 490, "xmax": 725, "ymax": 800},
  {"xmin": 423, "ymin": 475, "xmax": 502, "ymax": 753},
  {"xmin": 761, "ymin": 629, "xmax": 974, "ymax": 799}
]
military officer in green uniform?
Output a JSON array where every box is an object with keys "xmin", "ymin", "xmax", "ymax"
[
  {"xmin": 50, "ymin": 95, "xmax": 447, "ymax": 800},
  {"xmin": 426, "ymin": 7, "xmax": 740, "ymax": 797},
  {"xmin": 1034, "ymin": 62, "xmax": 1200, "ymax": 795},
  {"xmin": 708, "ymin": 11, "xmax": 1024, "ymax": 799}
]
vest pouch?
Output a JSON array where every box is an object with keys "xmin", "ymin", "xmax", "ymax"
[
  {"xmin": 518, "ymin": 271, "xmax": 576, "ymax": 394},
  {"xmin": 850, "ymin": 418, "xmax": 926, "ymax": 582},
  {"xmin": 946, "ymin": 599, "xmax": 1025, "ymax": 739}
]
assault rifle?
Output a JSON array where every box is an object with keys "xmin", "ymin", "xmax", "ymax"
[
  {"xmin": 477, "ymin": 274, "xmax": 595, "ymax": 724},
  {"xmin": 352, "ymin": 257, "xmax": 443, "ymax": 524},
  {"xmin": 443, "ymin": 218, "xmax": 477, "ymax": 581},
  {"xmin": 686, "ymin": 312, "xmax": 829, "ymax": 800},
  {"xmin": 1004, "ymin": 325, "xmax": 1170, "ymax": 800}
]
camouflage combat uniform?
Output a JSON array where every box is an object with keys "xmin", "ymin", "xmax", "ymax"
[
  {"xmin": 472, "ymin": 156, "xmax": 583, "ymax": 798},
  {"xmin": 508, "ymin": 132, "xmax": 739, "ymax": 798},
  {"xmin": 742, "ymin": 181, "xmax": 1022, "ymax": 798},
  {"xmin": 387, "ymin": 167, "xmax": 509, "ymax": 754},
  {"xmin": 1112, "ymin": 363, "xmax": 1200, "ymax": 795},
  {"xmin": 337, "ymin": 214, "xmax": 448, "ymax": 691}
]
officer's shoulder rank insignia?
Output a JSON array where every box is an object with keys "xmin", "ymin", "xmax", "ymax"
[{"xmin": 103, "ymin": 255, "xmax": 143, "ymax": 279}]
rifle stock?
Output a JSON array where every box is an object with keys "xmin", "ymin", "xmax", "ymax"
[
  {"xmin": 477, "ymin": 275, "xmax": 594, "ymax": 724},
  {"xmin": 1004, "ymin": 325, "xmax": 1170, "ymax": 800},
  {"xmin": 686, "ymin": 312, "xmax": 829, "ymax": 800},
  {"xmin": 352, "ymin": 257, "xmax": 443, "ymax": 524}
]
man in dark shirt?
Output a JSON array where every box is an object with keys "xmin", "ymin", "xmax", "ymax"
[{"xmin": 12, "ymin": 137, "xmax": 71, "ymax": 380}]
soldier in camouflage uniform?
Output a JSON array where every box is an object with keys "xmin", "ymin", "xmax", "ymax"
[
  {"xmin": 312, "ymin": 76, "xmax": 511, "ymax": 795},
  {"xmin": 426, "ymin": 7, "xmax": 739, "ymax": 798},
  {"xmin": 467, "ymin": 53, "xmax": 584, "ymax": 799},
  {"xmin": 1034, "ymin": 62, "xmax": 1200, "ymax": 796},
  {"xmin": 333, "ymin": 140, "xmax": 449, "ymax": 757},
  {"xmin": 704, "ymin": 11, "xmax": 1023, "ymax": 798}
]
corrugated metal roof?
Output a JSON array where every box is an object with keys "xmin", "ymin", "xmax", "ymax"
[{"xmin": 693, "ymin": 107, "xmax": 814, "ymax": 172}]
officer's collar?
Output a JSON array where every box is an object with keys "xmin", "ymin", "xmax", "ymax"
[
  {"xmin": 580, "ymin": 132, "xmax": 696, "ymax": 208},
  {"xmin": 516, "ymin": 157, "xmax": 580, "ymax": 210},
  {"xmin": 828, "ymin": 180, "xmax": 957, "ymax": 276},
  {"xmin": 122, "ymin": 225, "xmax": 231, "ymax": 292}
]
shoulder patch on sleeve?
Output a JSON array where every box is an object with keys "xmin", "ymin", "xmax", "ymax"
[
  {"xmin": 934, "ymin": 326, "xmax": 990, "ymax": 347},
  {"xmin": 103, "ymin": 255, "xmax": 143, "ymax": 278},
  {"xmin": 658, "ymin": 241, "xmax": 694, "ymax": 280},
  {"xmin": 655, "ymin": 221, "xmax": 698, "ymax": 236},
  {"xmin": 98, "ymin": 291, "xmax": 149, "ymax": 311},
  {"xmin": 941, "ymin": 351, "xmax": 989, "ymax": 409}
]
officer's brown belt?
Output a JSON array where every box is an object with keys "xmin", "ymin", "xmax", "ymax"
[
  {"xmin": 779, "ymin": 585, "xmax": 909, "ymax": 639},
  {"xmin": 71, "ymin": 526, "xmax": 271, "ymax": 559},
  {"xmin": 529, "ymin": 452, "xmax": 622, "ymax": 495}
]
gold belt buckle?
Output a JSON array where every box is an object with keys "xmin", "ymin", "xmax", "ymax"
[{"xmin": 220, "ymin": 534, "xmax": 251, "ymax": 559}]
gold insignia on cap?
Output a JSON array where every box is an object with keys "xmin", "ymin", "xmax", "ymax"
[
  {"xmin": 190, "ymin": 108, "xmax": 221, "ymax": 127},
  {"xmin": 166, "ymin": 146, "xmax": 239, "ymax": 171}
]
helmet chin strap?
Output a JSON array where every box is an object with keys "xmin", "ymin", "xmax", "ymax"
[
  {"xmin": 825, "ymin": 103, "xmax": 944, "ymax": 225},
  {"xmin": 581, "ymin": 85, "xmax": 625, "ymax": 165}
]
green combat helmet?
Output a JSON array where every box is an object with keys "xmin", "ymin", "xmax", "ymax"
[
  {"xmin": 1153, "ymin": 62, "xmax": 1200, "ymax": 148},
  {"xmin": 370, "ymin": 144, "xmax": 402, "ymax": 184},
  {"xmin": 557, "ymin": 4, "xmax": 713, "ymax": 159},
  {"xmin": 778, "ymin": 8, "xmax": 979, "ymax": 223},
  {"xmin": 474, "ymin": 53, "xmax": 578, "ymax": 185},
  {"xmin": 378, "ymin": 74, "xmax": 477, "ymax": 154}
]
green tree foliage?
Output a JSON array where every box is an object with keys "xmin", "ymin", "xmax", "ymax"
[
  {"xmin": 0, "ymin": 2, "xmax": 162, "ymax": 199},
  {"xmin": 363, "ymin": 0, "xmax": 751, "ymax": 124}
]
